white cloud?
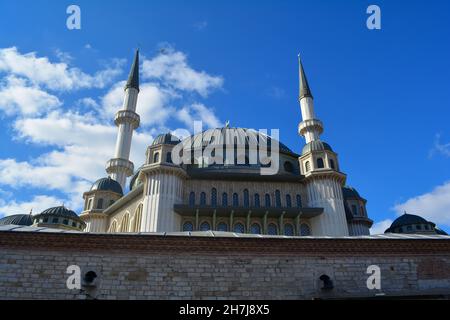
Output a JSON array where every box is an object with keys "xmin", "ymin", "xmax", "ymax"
[
  {"xmin": 370, "ymin": 219, "xmax": 393, "ymax": 235},
  {"xmin": 0, "ymin": 47, "xmax": 122, "ymax": 91},
  {"xmin": 393, "ymin": 181, "xmax": 450, "ymax": 228},
  {"xmin": 0, "ymin": 46, "xmax": 223, "ymax": 214},
  {"xmin": 429, "ymin": 134, "xmax": 450, "ymax": 158},
  {"xmin": 77, "ymin": 97, "xmax": 99, "ymax": 108},
  {"xmin": 194, "ymin": 21, "xmax": 208, "ymax": 31},
  {"xmin": 176, "ymin": 103, "xmax": 221, "ymax": 129},
  {"xmin": 0, "ymin": 195, "xmax": 64, "ymax": 218},
  {"xmin": 0, "ymin": 76, "xmax": 61, "ymax": 115},
  {"xmin": 142, "ymin": 48, "xmax": 223, "ymax": 96},
  {"xmin": 101, "ymin": 81, "xmax": 176, "ymax": 126}
]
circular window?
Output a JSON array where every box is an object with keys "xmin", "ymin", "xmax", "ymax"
[{"xmin": 284, "ymin": 161, "xmax": 294, "ymax": 172}]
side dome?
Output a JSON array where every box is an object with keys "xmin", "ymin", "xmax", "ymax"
[
  {"xmin": 301, "ymin": 140, "xmax": 333, "ymax": 155},
  {"xmin": 389, "ymin": 213, "xmax": 429, "ymax": 229},
  {"xmin": 129, "ymin": 166, "xmax": 144, "ymax": 191},
  {"xmin": 152, "ymin": 133, "xmax": 181, "ymax": 146},
  {"xmin": 342, "ymin": 186, "xmax": 362, "ymax": 199},
  {"xmin": 91, "ymin": 177, "xmax": 123, "ymax": 195},
  {"xmin": 0, "ymin": 214, "xmax": 33, "ymax": 226},
  {"xmin": 385, "ymin": 213, "xmax": 435, "ymax": 234},
  {"xmin": 37, "ymin": 206, "xmax": 80, "ymax": 219}
]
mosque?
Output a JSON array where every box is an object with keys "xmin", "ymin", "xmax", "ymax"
[
  {"xmin": 0, "ymin": 50, "xmax": 446, "ymax": 238},
  {"xmin": 1, "ymin": 50, "xmax": 449, "ymax": 301}
]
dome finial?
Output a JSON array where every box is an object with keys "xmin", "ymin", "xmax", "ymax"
[
  {"xmin": 29, "ymin": 208, "xmax": 33, "ymax": 215},
  {"xmin": 225, "ymin": 120, "xmax": 230, "ymax": 128}
]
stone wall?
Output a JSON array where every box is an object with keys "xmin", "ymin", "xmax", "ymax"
[{"xmin": 0, "ymin": 230, "xmax": 449, "ymax": 300}]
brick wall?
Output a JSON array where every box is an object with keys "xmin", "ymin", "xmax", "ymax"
[{"xmin": 0, "ymin": 231, "xmax": 449, "ymax": 299}]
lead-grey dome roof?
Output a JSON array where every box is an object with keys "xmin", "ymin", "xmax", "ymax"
[
  {"xmin": 342, "ymin": 186, "xmax": 362, "ymax": 199},
  {"xmin": 181, "ymin": 127, "xmax": 296, "ymax": 155},
  {"xmin": 0, "ymin": 214, "xmax": 33, "ymax": 226},
  {"xmin": 301, "ymin": 140, "xmax": 333, "ymax": 155},
  {"xmin": 152, "ymin": 133, "xmax": 181, "ymax": 146},
  {"xmin": 385, "ymin": 213, "xmax": 435, "ymax": 233},
  {"xmin": 35, "ymin": 206, "xmax": 80, "ymax": 219},
  {"xmin": 91, "ymin": 177, "xmax": 123, "ymax": 195}
]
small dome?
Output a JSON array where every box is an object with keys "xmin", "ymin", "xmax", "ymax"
[
  {"xmin": 342, "ymin": 186, "xmax": 362, "ymax": 199},
  {"xmin": 129, "ymin": 166, "xmax": 144, "ymax": 191},
  {"xmin": 390, "ymin": 213, "xmax": 429, "ymax": 229},
  {"xmin": 0, "ymin": 214, "xmax": 33, "ymax": 226},
  {"xmin": 302, "ymin": 140, "xmax": 333, "ymax": 155},
  {"xmin": 91, "ymin": 177, "xmax": 123, "ymax": 195},
  {"xmin": 152, "ymin": 133, "xmax": 181, "ymax": 146},
  {"xmin": 37, "ymin": 206, "xmax": 80, "ymax": 219},
  {"xmin": 435, "ymin": 227, "xmax": 448, "ymax": 236},
  {"xmin": 385, "ymin": 213, "xmax": 436, "ymax": 234}
]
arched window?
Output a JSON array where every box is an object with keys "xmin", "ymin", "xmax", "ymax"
[
  {"xmin": 109, "ymin": 220, "xmax": 118, "ymax": 233},
  {"xmin": 200, "ymin": 222, "xmax": 211, "ymax": 231},
  {"xmin": 232, "ymin": 193, "xmax": 239, "ymax": 207},
  {"xmin": 329, "ymin": 158, "xmax": 335, "ymax": 169},
  {"xmin": 296, "ymin": 195, "xmax": 302, "ymax": 208},
  {"xmin": 133, "ymin": 204, "xmax": 143, "ymax": 232},
  {"xmin": 267, "ymin": 223, "xmax": 278, "ymax": 235},
  {"xmin": 275, "ymin": 190, "xmax": 281, "ymax": 208},
  {"xmin": 305, "ymin": 161, "xmax": 311, "ymax": 172},
  {"xmin": 166, "ymin": 152, "xmax": 172, "ymax": 163},
  {"xmin": 317, "ymin": 158, "xmax": 324, "ymax": 168},
  {"xmin": 300, "ymin": 224, "xmax": 311, "ymax": 236},
  {"xmin": 250, "ymin": 223, "xmax": 261, "ymax": 234},
  {"xmin": 284, "ymin": 161, "xmax": 294, "ymax": 173},
  {"xmin": 265, "ymin": 194, "xmax": 271, "ymax": 207},
  {"xmin": 243, "ymin": 189, "xmax": 249, "ymax": 208},
  {"xmin": 286, "ymin": 194, "xmax": 292, "ymax": 208},
  {"xmin": 284, "ymin": 223, "xmax": 294, "ymax": 236},
  {"xmin": 182, "ymin": 221, "xmax": 194, "ymax": 232},
  {"xmin": 351, "ymin": 205, "xmax": 358, "ymax": 215},
  {"xmin": 189, "ymin": 192, "xmax": 195, "ymax": 207},
  {"xmin": 222, "ymin": 193, "xmax": 228, "ymax": 207},
  {"xmin": 211, "ymin": 188, "xmax": 217, "ymax": 207},
  {"xmin": 217, "ymin": 222, "xmax": 228, "ymax": 232},
  {"xmin": 96, "ymin": 198, "xmax": 104, "ymax": 209},
  {"xmin": 200, "ymin": 192, "xmax": 206, "ymax": 206},
  {"xmin": 153, "ymin": 152, "xmax": 160, "ymax": 163},
  {"xmin": 233, "ymin": 223, "xmax": 245, "ymax": 234},
  {"xmin": 120, "ymin": 213, "xmax": 130, "ymax": 232},
  {"xmin": 254, "ymin": 194, "xmax": 260, "ymax": 208}
]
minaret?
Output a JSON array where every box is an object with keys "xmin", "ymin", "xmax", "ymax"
[
  {"xmin": 298, "ymin": 55, "xmax": 323, "ymax": 143},
  {"xmin": 106, "ymin": 49, "xmax": 141, "ymax": 190},
  {"xmin": 297, "ymin": 55, "xmax": 349, "ymax": 236}
]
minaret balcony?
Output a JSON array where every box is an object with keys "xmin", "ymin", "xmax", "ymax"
[
  {"xmin": 114, "ymin": 110, "xmax": 140, "ymax": 129},
  {"xmin": 298, "ymin": 119, "xmax": 323, "ymax": 136},
  {"xmin": 106, "ymin": 158, "xmax": 134, "ymax": 177}
]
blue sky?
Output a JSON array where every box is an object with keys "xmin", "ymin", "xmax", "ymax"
[{"xmin": 0, "ymin": 0, "xmax": 449, "ymax": 233}]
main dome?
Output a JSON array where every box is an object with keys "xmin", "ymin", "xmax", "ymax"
[{"xmin": 179, "ymin": 127, "xmax": 297, "ymax": 155}]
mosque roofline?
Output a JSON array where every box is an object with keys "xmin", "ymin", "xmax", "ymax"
[{"xmin": 1, "ymin": 225, "xmax": 449, "ymax": 240}]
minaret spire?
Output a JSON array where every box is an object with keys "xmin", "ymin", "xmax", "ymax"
[
  {"xmin": 125, "ymin": 49, "xmax": 139, "ymax": 92},
  {"xmin": 298, "ymin": 54, "xmax": 313, "ymax": 100},
  {"xmin": 105, "ymin": 50, "xmax": 141, "ymax": 191}
]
